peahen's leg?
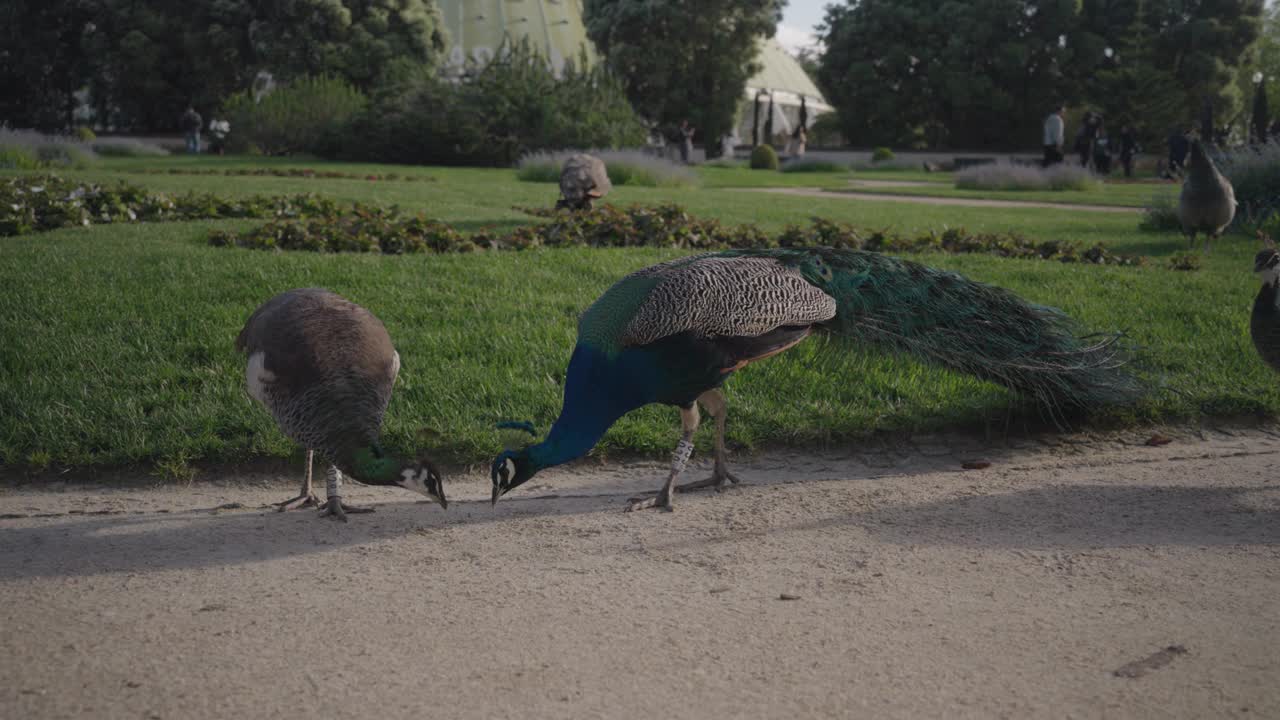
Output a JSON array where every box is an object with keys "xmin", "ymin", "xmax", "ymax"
[
  {"xmin": 319, "ymin": 465, "xmax": 375, "ymax": 522},
  {"xmin": 627, "ymin": 403, "xmax": 701, "ymax": 512},
  {"xmin": 677, "ymin": 389, "xmax": 742, "ymax": 493},
  {"xmin": 277, "ymin": 449, "xmax": 322, "ymax": 511}
]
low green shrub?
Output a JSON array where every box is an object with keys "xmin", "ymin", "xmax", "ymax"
[
  {"xmin": 209, "ymin": 200, "xmax": 1150, "ymax": 268},
  {"xmin": 956, "ymin": 163, "xmax": 1101, "ymax": 191},
  {"xmin": 223, "ymin": 75, "xmax": 367, "ymax": 155},
  {"xmin": 73, "ymin": 127, "xmax": 96, "ymax": 142},
  {"xmin": 750, "ymin": 145, "xmax": 779, "ymax": 170},
  {"xmin": 0, "ymin": 145, "xmax": 40, "ymax": 169},
  {"xmin": 333, "ymin": 40, "xmax": 646, "ymax": 166},
  {"xmin": 1139, "ymin": 190, "xmax": 1182, "ymax": 232},
  {"xmin": 91, "ymin": 138, "xmax": 169, "ymax": 157},
  {"xmin": 0, "ymin": 175, "xmax": 339, "ymax": 237},
  {"xmin": 780, "ymin": 156, "xmax": 848, "ymax": 173},
  {"xmin": 1220, "ymin": 140, "xmax": 1280, "ymax": 230},
  {"xmin": 872, "ymin": 147, "xmax": 895, "ymax": 163},
  {"xmin": 121, "ymin": 167, "xmax": 433, "ymax": 182}
]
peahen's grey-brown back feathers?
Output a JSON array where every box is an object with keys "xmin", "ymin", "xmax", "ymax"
[
  {"xmin": 558, "ymin": 154, "xmax": 612, "ymax": 210},
  {"xmin": 1179, "ymin": 140, "xmax": 1236, "ymax": 237},
  {"xmin": 237, "ymin": 288, "xmax": 399, "ymax": 457}
]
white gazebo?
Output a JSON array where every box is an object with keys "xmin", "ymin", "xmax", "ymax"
[{"xmin": 736, "ymin": 38, "xmax": 833, "ymax": 145}]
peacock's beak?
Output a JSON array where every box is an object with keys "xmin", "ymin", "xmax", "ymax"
[{"xmin": 491, "ymin": 483, "xmax": 502, "ymax": 506}]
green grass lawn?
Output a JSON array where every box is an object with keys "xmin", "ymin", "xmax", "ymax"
[
  {"xmin": 1, "ymin": 156, "xmax": 1272, "ymax": 475},
  {"xmin": 832, "ymin": 177, "xmax": 1170, "ymax": 208}
]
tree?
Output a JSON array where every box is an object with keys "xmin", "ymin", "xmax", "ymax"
[
  {"xmin": 0, "ymin": 0, "xmax": 98, "ymax": 130},
  {"xmin": 817, "ymin": 0, "xmax": 1078, "ymax": 149},
  {"xmin": 585, "ymin": 0, "xmax": 785, "ymax": 158}
]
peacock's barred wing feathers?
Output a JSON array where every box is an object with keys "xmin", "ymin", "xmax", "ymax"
[
  {"xmin": 723, "ymin": 247, "xmax": 1141, "ymax": 413},
  {"xmin": 580, "ymin": 248, "xmax": 1140, "ymax": 415}
]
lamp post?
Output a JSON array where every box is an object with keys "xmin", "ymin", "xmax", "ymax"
[{"xmin": 1253, "ymin": 71, "xmax": 1269, "ymax": 145}]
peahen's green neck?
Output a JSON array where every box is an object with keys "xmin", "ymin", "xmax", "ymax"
[{"xmin": 341, "ymin": 444, "xmax": 404, "ymax": 486}]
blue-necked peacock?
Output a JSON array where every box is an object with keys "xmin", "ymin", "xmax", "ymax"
[
  {"xmin": 238, "ymin": 288, "xmax": 447, "ymax": 521},
  {"xmin": 491, "ymin": 248, "xmax": 1140, "ymax": 511}
]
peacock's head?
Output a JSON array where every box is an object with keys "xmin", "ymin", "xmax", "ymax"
[
  {"xmin": 397, "ymin": 456, "xmax": 447, "ymax": 509},
  {"xmin": 490, "ymin": 449, "xmax": 536, "ymax": 505}
]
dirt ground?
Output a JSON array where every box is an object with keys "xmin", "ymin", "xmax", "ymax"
[{"xmin": 2, "ymin": 426, "xmax": 1278, "ymax": 720}]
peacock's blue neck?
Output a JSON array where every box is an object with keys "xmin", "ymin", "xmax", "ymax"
[{"xmin": 526, "ymin": 343, "xmax": 661, "ymax": 472}]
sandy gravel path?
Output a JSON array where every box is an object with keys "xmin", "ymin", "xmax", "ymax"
[
  {"xmin": 737, "ymin": 186, "xmax": 1141, "ymax": 213},
  {"xmin": 2, "ymin": 427, "xmax": 1278, "ymax": 719}
]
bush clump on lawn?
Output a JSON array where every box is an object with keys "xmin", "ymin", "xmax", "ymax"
[
  {"xmin": 516, "ymin": 150, "xmax": 698, "ymax": 187},
  {"xmin": 222, "ymin": 75, "xmax": 367, "ymax": 156},
  {"xmin": 91, "ymin": 138, "xmax": 170, "ymax": 157},
  {"xmin": 0, "ymin": 128, "xmax": 98, "ymax": 169},
  {"xmin": 332, "ymin": 41, "xmax": 646, "ymax": 166},
  {"xmin": 780, "ymin": 155, "xmax": 849, "ymax": 173},
  {"xmin": 1139, "ymin": 190, "xmax": 1182, "ymax": 232},
  {"xmin": 872, "ymin": 147, "xmax": 895, "ymax": 163},
  {"xmin": 750, "ymin": 145, "xmax": 779, "ymax": 170},
  {"xmin": 0, "ymin": 175, "xmax": 339, "ymax": 236},
  {"xmin": 1219, "ymin": 140, "xmax": 1280, "ymax": 231},
  {"xmin": 955, "ymin": 163, "xmax": 1101, "ymax": 191}
]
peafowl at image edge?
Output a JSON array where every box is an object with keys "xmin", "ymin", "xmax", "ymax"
[{"xmin": 492, "ymin": 247, "xmax": 1143, "ymax": 511}]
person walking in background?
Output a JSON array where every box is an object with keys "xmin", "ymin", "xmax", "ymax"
[
  {"xmin": 180, "ymin": 106, "xmax": 203, "ymax": 154},
  {"xmin": 788, "ymin": 124, "xmax": 807, "ymax": 160},
  {"xmin": 1119, "ymin": 125, "xmax": 1139, "ymax": 178},
  {"xmin": 678, "ymin": 119, "xmax": 695, "ymax": 164},
  {"xmin": 1075, "ymin": 111, "xmax": 1099, "ymax": 168},
  {"xmin": 1092, "ymin": 123, "xmax": 1112, "ymax": 175},
  {"xmin": 1042, "ymin": 103, "xmax": 1066, "ymax": 167}
]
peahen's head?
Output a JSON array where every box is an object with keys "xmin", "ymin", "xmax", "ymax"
[
  {"xmin": 397, "ymin": 456, "xmax": 447, "ymax": 509},
  {"xmin": 1255, "ymin": 246, "xmax": 1280, "ymax": 286}
]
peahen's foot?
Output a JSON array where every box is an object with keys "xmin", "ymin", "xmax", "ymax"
[
  {"xmin": 625, "ymin": 486, "xmax": 675, "ymax": 513},
  {"xmin": 318, "ymin": 497, "xmax": 375, "ymax": 522},
  {"xmin": 276, "ymin": 493, "xmax": 322, "ymax": 511},
  {"xmin": 676, "ymin": 464, "xmax": 742, "ymax": 493}
]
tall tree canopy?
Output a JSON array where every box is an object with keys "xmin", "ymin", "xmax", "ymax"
[
  {"xmin": 818, "ymin": 0, "xmax": 1264, "ymax": 149},
  {"xmin": 1, "ymin": 0, "xmax": 446, "ymax": 132},
  {"xmin": 584, "ymin": 0, "xmax": 785, "ymax": 157}
]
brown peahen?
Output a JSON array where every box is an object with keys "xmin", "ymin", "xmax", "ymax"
[
  {"xmin": 490, "ymin": 248, "xmax": 1142, "ymax": 512},
  {"xmin": 556, "ymin": 153, "xmax": 612, "ymax": 211},
  {"xmin": 1252, "ymin": 235, "xmax": 1280, "ymax": 372},
  {"xmin": 238, "ymin": 288, "xmax": 446, "ymax": 521},
  {"xmin": 1178, "ymin": 140, "xmax": 1237, "ymax": 253}
]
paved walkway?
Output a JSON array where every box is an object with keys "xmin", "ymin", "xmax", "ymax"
[{"xmin": 739, "ymin": 186, "xmax": 1142, "ymax": 213}]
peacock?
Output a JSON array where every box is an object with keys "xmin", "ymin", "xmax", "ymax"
[
  {"xmin": 556, "ymin": 153, "xmax": 612, "ymax": 211},
  {"xmin": 1178, "ymin": 139, "xmax": 1236, "ymax": 253},
  {"xmin": 1251, "ymin": 235, "xmax": 1280, "ymax": 372},
  {"xmin": 491, "ymin": 248, "xmax": 1140, "ymax": 511},
  {"xmin": 238, "ymin": 288, "xmax": 446, "ymax": 521}
]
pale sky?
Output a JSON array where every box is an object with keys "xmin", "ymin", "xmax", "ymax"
[{"xmin": 778, "ymin": 0, "xmax": 828, "ymax": 53}]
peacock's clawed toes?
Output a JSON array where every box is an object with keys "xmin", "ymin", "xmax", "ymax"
[
  {"xmin": 276, "ymin": 493, "xmax": 322, "ymax": 512},
  {"xmin": 625, "ymin": 491, "xmax": 674, "ymax": 512},
  {"xmin": 318, "ymin": 498, "xmax": 375, "ymax": 522},
  {"xmin": 676, "ymin": 467, "xmax": 742, "ymax": 493}
]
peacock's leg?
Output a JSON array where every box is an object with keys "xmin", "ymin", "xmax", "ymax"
[
  {"xmin": 627, "ymin": 403, "xmax": 701, "ymax": 512},
  {"xmin": 677, "ymin": 389, "xmax": 742, "ymax": 493},
  {"xmin": 319, "ymin": 465, "xmax": 375, "ymax": 522},
  {"xmin": 277, "ymin": 449, "xmax": 322, "ymax": 511}
]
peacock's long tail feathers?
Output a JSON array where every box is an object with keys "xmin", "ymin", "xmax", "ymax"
[{"xmin": 723, "ymin": 247, "xmax": 1142, "ymax": 416}]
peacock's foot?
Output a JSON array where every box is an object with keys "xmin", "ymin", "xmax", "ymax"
[
  {"xmin": 625, "ymin": 487, "xmax": 674, "ymax": 513},
  {"xmin": 318, "ymin": 497, "xmax": 375, "ymax": 522},
  {"xmin": 676, "ymin": 465, "xmax": 742, "ymax": 493},
  {"xmin": 276, "ymin": 493, "xmax": 322, "ymax": 512}
]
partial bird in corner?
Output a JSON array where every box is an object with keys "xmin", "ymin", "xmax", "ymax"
[
  {"xmin": 491, "ymin": 248, "xmax": 1142, "ymax": 512},
  {"xmin": 555, "ymin": 153, "xmax": 611, "ymax": 211},
  {"xmin": 237, "ymin": 288, "xmax": 446, "ymax": 521},
  {"xmin": 1251, "ymin": 233, "xmax": 1280, "ymax": 373},
  {"xmin": 1178, "ymin": 139, "xmax": 1236, "ymax": 253}
]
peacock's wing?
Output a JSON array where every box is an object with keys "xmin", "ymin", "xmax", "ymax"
[{"xmin": 614, "ymin": 254, "xmax": 836, "ymax": 347}]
